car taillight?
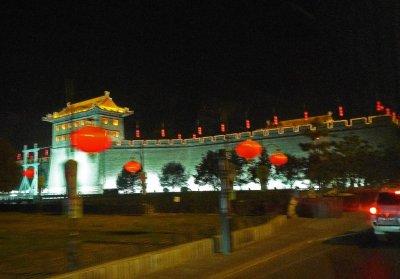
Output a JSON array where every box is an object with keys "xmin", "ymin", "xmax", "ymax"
[{"xmin": 370, "ymin": 207, "xmax": 377, "ymax": 214}]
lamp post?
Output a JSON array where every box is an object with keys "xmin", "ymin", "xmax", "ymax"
[
  {"xmin": 67, "ymin": 126, "xmax": 111, "ymax": 270},
  {"xmin": 218, "ymin": 149, "xmax": 233, "ymax": 255}
]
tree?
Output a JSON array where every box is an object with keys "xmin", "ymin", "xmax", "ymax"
[
  {"xmin": 194, "ymin": 149, "xmax": 245, "ymax": 190},
  {"xmin": 300, "ymin": 134, "xmax": 399, "ymax": 189},
  {"xmin": 0, "ymin": 138, "xmax": 20, "ymax": 192},
  {"xmin": 248, "ymin": 148, "xmax": 271, "ymax": 190},
  {"xmin": 300, "ymin": 138, "xmax": 341, "ymax": 189},
  {"xmin": 116, "ymin": 168, "xmax": 142, "ymax": 193},
  {"xmin": 273, "ymin": 155, "xmax": 305, "ymax": 188},
  {"xmin": 160, "ymin": 162, "xmax": 189, "ymax": 191}
]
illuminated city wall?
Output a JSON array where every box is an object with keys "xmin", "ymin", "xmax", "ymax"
[{"xmin": 44, "ymin": 115, "xmax": 399, "ymax": 194}]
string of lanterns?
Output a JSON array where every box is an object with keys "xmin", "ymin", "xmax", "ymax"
[{"xmin": 142, "ymin": 101, "xmax": 397, "ymax": 140}]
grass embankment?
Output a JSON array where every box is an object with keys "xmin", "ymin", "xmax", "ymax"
[{"xmin": 0, "ymin": 212, "xmax": 273, "ymax": 279}]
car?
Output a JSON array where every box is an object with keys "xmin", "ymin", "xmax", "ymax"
[{"xmin": 370, "ymin": 187, "xmax": 400, "ymax": 241}]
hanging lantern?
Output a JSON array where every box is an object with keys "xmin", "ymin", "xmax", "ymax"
[
  {"xmin": 220, "ymin": 123, "xmax": 226, "ymax": 133},
  {"xmin": 385, "ymin": 108, "xmax": 391, "ymax": 115},
  {"xmin": 273, "ymin": 115, "xmax": 278, "ymax": 125},
  {"xmin": 338, "ymin": 106, "xmax": 344, "ymax": 117},
  {"xmin": 269, "ymin": 151, "xmax": 288, "ymax": 166},
  {"xmin": 17, "ymin": 153, "xmax": 22, "ymax": 160},
  {"xmin": 177, "ymin": 133, "xmax": 182, "ymax": 139},
  {"xmin": 23, "ymin": 168, "xmax": 35, "ymax": 179},
  {"xmin": 304, "ymin": 111, "xmax": 309, "ymax": 120},
  {"xmin": 245, "ymin": 119, "xmax": 251, "ymax": 130},
  {"xmin": 161, "ymin": 128, "xmax": 166, "ymax": 138},
  {"xmin": 70, "ymin": 126, "xmax": 112, "ymax": 153},
  {"xmin": 235, "ymin": 139, "xmax": 262, "ymax": 160},
  {"xmin": 124, "ymin": 161, "xmax": 142, "ymax": 173},
  {"xmin": 135, "ymin": 129, "xmax": 141, "ymax": 138},
  {"xmin": 44, "ymin": 149, "xmax": 49, "ymax": 157},
  {"xmin": 376, "ymin": 101, "xmax": 383, "ymax": 112},
  {"xmin": 197, "ymin": 126, "xmax": 203, "ymax": 136},
  {"xmin": 192, "ymin": 134, "xmax": 196, "ymax": 139}
]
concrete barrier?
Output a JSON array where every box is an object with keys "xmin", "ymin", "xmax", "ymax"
[
  {"xmin": 51, "ymin": 215, "xmax": 287, "ymax": 279},
  {"xmin": 50, "ymin": 238, "xmax": 214, "ymax": 279},
  {"xmin": 231, "ymin": 215, "xmax": 287, "ymax": 250}
]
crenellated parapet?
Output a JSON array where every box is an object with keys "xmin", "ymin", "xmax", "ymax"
[{"xmin": 112, "ymin": 114, "xmax": 398, "ymax": 148}]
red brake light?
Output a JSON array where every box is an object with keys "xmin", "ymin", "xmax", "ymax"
[{"xmin": 370, "ymin": 207, "xmax": 377, "ymax": 215}]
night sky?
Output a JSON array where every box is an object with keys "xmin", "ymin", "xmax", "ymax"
[{"xmin": 1, "ymin": 1, "xmax": 399, "ymax": 150}]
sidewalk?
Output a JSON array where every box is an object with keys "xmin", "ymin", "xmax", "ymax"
[{"xmin": 143, "ymin": 213, "xmax": 369, "ymax": 279}]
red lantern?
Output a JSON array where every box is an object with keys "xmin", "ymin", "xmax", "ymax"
[
  {"xmin": 17, "ymin": 153, "xmax": 22, "ymax": 160},
  {"xmin": 192, "ymin": 133, "xmax": 196, "ymax": 139},
  {"xmin": 385, "ymin": 108, "xmax": 391, "ymax": 115},
  {"xmin": 197, "ymin": 126, "xmax": 202, "ymax": 135},
  {"xmin": 235, "ymin": 139, "xmax": 262, "ymax": 160},
  {"xmin": 220, "ymin": 123, "xmax": 226, "ymax": 133},
  {"xmin": 23, "ymin": 168, "xmax": 35, "ymax": 179},
  {"xmin": 161, "ymin": 128, "xmax": 166, "ymax": 138},
  {"xmin": 376, "ymin": 101, "xmax": 383, "ymax": 112},
  {"xmin": 338, "ymin": 106, "xmax": 344, "ymax": 117},
  {"xmin": 44, "ymin": 149, "xmax": 49, "ymax": 157},
  {"xmin": 177, "ymin": 133, "xmax": 182, "ymax": 139},
  {"xmin": 135, "ymin": 129, "xmax": 140, "ymax": 138},
  {"xmin": 304, "ymin": 111, "xmax": 309, "ymax": 120},
  {"xmin": 273, "ymin": 115, "xmax": 278, "ymax": 125},
  {"xmin": 245, "ymin": 119, "xmax": 251, "ymax": 129},
  {"xmin": 70, "ymin": 126, "xmax": 112, "ymax": 153},
  {"xmin": 124, "ymin": 161, "xmax": 142, "ymax": 173},
  {"xmin": 269, "ymin": 151, "xmax": 288, "ymax": 166}
]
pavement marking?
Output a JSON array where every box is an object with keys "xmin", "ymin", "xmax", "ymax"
[
  {"xmin": 209, "ymin": 231, "xmax": 363, "ymax": 279},
  {"xmin": 208, "ymin": 239, "xmax": 317, "ymax": 279},
  {"xmin": 265, "ymin": 245, "xmax": 339, "ymax": 276}
]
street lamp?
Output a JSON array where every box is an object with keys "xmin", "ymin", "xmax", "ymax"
[{"xmin": 216, "ymin": 140, "xmax": 288, "ymax": 254}]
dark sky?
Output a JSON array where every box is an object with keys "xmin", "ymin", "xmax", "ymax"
[{"xmin": 1, "ymin": 1, "xmax": 399, "ymax": 149}]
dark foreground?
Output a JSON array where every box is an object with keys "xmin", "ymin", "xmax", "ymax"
[
  {"xmin": 0, "ymin": 212, "xmax": 271, "ymax": 279},
  {"xmin": 146, "ymin": 213, "xmax": 400, "ymax": 279}
]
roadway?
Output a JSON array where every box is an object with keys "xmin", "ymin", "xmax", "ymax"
[{"xmin": 144, "ymin": 213, "xmax": 400, "ymax": 279}]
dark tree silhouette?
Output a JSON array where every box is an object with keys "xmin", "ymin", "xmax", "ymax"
[
  {"xmin": 160, "ymin": 162, "xmax": 189, "ymax": 191},
  {"xmin": 0, "ymin": 138, "xmax": 20, "ymax": 192}
]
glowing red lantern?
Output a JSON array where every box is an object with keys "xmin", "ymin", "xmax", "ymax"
[
  {"xmin": 304, "ymin": 111, "xmax": 309, "ymax": 120},
  {"xmin": 17, "ymin": 153, "xmax": 22, "ymax": 160},
  {"xmin": 376, "ymin": 101, "xmax": 383, "ymax": 112},
  {"xmin": 245, "ymin": 119, "xmax": 251, "ymax": 129},
  {"xmin": 197, "ymin": 126, "xmax": 203, "ymax": 135},
  {"xmin": 192, "ymin": 134, "xmax": 196, "ymax": 139},
  {"xmin": 235, "ymin": 139, "xmax": 262, "ymax": 160},
  {"xmin": 220, "ymin": 123, "xmax": 226, "ymax": 133},
  {"xmin": 70, "ymin": 126, "xmax": 112, "ymax": 153},
  {"xmin": 161, "ymin": 128, "xmax": 166, "ymax": 138},
  {"xmin": 135, "ymin": 129, "xmax": 140, "ymax": 138},
  {"xmin": 177, "ymin": 133, "xmax": 182, "ymax": 139},
  {"xmin": 385, "ymin": 108, "xmax": 391, "ymax": 115},
  {"xmin": 273, "ymin": 115, "xmax": 278, "ymax": 125},
  {"xmin": 44, "ymin": 149, "xmax": 49, "ymax": 157},
  {"xmin": 124, "ymin": 161, "xmax": 142, "ymax": 173},
  {"xmin": 338, "ymin": 106, "xmax": 344, "ymax": 117},
  {"xmin": 269, "ymin": 151, "xmax": 288, "ymax": 166},
  {"xmin": 23, "ymin": 168, "xmax": 35, "ymax": 179}
]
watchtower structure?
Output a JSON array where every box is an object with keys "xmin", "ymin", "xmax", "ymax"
[
  {"xmin": 18, "ymin": 144, "xmax": 40, "ymax": 195},
  {"xmin": 42, "ymin": 91, "xmax": 133, "ymax": 194}
]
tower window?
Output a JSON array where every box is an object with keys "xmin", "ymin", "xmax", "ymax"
[{"xmin": 112, "ymin": 119, "xmax": 119, "ymax": 126}]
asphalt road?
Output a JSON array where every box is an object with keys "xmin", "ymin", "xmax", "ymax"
[
  {"xmin": 223, "ymin": 229, "xmax": 400, "ymax": 279},
  {"xmin": 146, "ymin": 214, "xmax": 400, "ymax": 279}
]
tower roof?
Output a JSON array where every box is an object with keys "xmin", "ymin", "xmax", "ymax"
[{"xmin": 43, "ymin": 91, "xmax": 133, "ymax": 121}]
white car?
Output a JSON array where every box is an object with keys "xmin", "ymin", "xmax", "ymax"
[{"xmin": 370, "ymin": 187, "xmax": 400, "ymax": 241}]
